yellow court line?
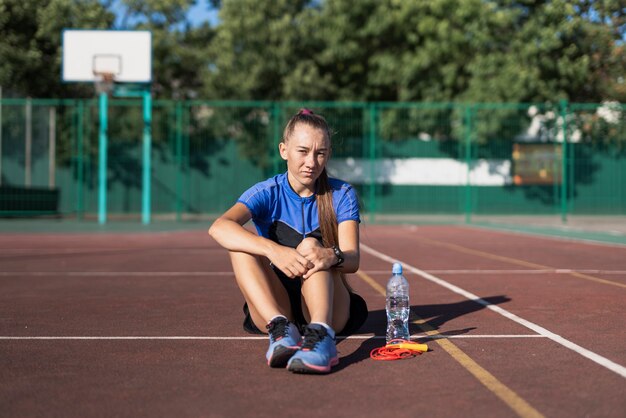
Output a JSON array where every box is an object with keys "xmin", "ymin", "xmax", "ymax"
[
  {"xmin": 355, "ymin": 270, "xmax": 544, "ymax": 418},
  {"xmin": 355, "ymin": 269, "xmax": 386, "ymax": 295},
  {"xmin": 414, "ymin": 235, "xmax": 626, "ymax": 289}
]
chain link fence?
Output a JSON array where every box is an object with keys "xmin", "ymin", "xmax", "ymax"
[{"xmin": 1, "ymin": 99, "xmax": 624, "ymax": 221}]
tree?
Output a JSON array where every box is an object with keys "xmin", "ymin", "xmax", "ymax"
[
  {"xmin": 205, "ymin": 0, "xmax": 624, "ymax": 104},
  {"xmin": 574, "ymin": 0, "xmax": 625, "ymax": 102},
  {"xmin": 202, "ymin": 0, "xmax": 310, "ymax": 100},
  {"xmin": 463, "ymin": 0, "xmax": 625, "ymax": 103},
  {"xmin": 117, "ymin": 0, "xmax": 214, "ymax": 99},
  {"xmin": 0, "ymin": 0, "xmax": 114, "ymax": 97},
  {"xmin": 1, "ymin": 0, "xmax": 622, "ymax": 103}
]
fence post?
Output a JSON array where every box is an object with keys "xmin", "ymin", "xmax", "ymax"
[
  {"xmin": 0, "ymin": 86, "xmax": 3, "ymax": 186},
  {"xmin": 76, "ymin": 100, "xmax": 84, "ymax": 219},
  {"xmin": 49, "ymin": 106, "xmax": 56, "ymax": 189},
  {"xmin": 175, "ymin": 101, "xmax": 183, "ymax": 222},
  {"xmin": 184, "ymin": 102, "xmax": 191, "ymax": 215},
  {"xmin": 272, "ymin": 102, "xmax": 281, "ymax": 175},
  {"xmin": 368, "ymin": 103, "xmax": 378, "ymax": 222},
  {"xmin": 560, "ymin": 99, "xmax": 568, "ymax": 223},
  {"xmin": 25, "ymin": 98, "xmax": 32, "ymax": 187},
  {"xmin": 463, "ymin": 104, "xmax": 473, "ymax": 224}
]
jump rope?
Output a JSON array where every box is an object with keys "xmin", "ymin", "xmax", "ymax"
[{"xmin": 370, "ymin": 339, "xmax": 429, "ymax": 361}]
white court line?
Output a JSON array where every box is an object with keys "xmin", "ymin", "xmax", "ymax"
[
  {"xmin": 0, "ymin": 250, "xmax": 211, "ymax": 254},
  {"xmin": 360, "ymin": 243, "xmax": 626, "ymax": 379},
  {"xmin": 2, "ymin": 270, "xmax": 625, "ymax": 277},
  {"xmin": 0, "ymin": 334, "xmax": 546, "ymax": 340},
  {"xmin": 359, "ymin": 269, "xmax": 626, "ymax": 275},
  {"xmin": 0, "ymin": 247, "xmax": 211, "ymax": 251},
  {"xmin": 0, "ymin": 271, "xmax": 233, "ymax": 276}
]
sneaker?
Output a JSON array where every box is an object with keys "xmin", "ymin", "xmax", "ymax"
[
  {"xmin": 287, "ymin": 324, "xmax": 339, "ymax": 374},
  {"xmin": 266, "ymin": 317, "xmax": 302, "ymax": 368}
]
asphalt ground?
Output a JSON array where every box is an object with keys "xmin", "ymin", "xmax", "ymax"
[{"xmin": 1, "ymin": 222, "xmax": 625, "ymax": 417}]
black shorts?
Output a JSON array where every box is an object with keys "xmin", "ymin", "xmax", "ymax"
[{"xmin": 242, "ymin": 268, "xmax": 368, "ymax": 336}]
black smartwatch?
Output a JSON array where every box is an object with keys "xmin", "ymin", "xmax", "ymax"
[{"xmin": 331, "ymin": 245, "xmax": 344, "ymax": 267}]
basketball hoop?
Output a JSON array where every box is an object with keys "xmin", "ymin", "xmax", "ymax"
[{"xmin": 94, "ymin": 71, "xmax": 116, "ymax": 95}]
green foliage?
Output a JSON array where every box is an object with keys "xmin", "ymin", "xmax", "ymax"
[
  {"xmin": 1, "ymin": 0, "xmax": 623, "ymax": 161},
  {"xmin": 118, "ymin": 0, "xmax": 212, "ymax": 98},
  {"xmin": 121, "ymin": 0, "xmax": 191, "ymax": 25},
  {"xmin": 207, "ymin": 0, "xmax": 624, "ymax": 103},
  {"xmin": 0, "ymin": 0, "xmax": 113, "ymax": 97},
  {"xmin": 1, "ymin": 0, "xmax": 622, "ymax": 103},
  {"xmin": 202, "ymin": 0, "xmax": 309, "ymax": 100}
]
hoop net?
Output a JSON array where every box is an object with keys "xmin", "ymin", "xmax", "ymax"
[{"xmin": 94, "ymin": 72, "xmax": 116, "ymax": 95}]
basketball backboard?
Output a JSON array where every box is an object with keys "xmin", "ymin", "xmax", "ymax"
[{"xmin": 62, "ymin": 30, "xmax": 152, "ymax": 83}]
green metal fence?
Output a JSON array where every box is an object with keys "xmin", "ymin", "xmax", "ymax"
[{"xmin": 0, "ymin": 99, "xmax": 624, "ymax": 221}]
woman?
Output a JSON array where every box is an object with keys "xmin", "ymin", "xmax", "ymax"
[{"xmin": 208, "ymin": 109, "xmax": 367, "ymax": 374}]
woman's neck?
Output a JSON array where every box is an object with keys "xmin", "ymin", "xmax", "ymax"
[{"xmin": 286, "ymin": 173, "xmax": 315, "ymax": 197}]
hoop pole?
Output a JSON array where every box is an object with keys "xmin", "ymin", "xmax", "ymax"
[
  {"xmin": 141, "ymin": 88, "xmax": 152, "ymax": 225},
  {"xmin": 98, "ymin": 92, "xmax": 108, "ymax": 225}
]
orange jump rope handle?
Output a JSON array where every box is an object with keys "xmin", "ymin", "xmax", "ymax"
[{"xmin": 385, "ymin": 342, "xmax": 428, "ymax": 352}]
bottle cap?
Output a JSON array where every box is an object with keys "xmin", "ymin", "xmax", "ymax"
[{"xmin": 392, "ymin": 262, "xmax": 402, "ymax": 274}]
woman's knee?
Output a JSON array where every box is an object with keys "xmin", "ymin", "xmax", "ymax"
[
  {"xmin": 229, "ymin": 251, "xmax": 274, "ymax": 280},
  {"xmin": 296, "ymin": 237, "xmax": 322, "ymax": 253},
  {"xmin": 229, "ymin": 251, "xmax": 293, "ymax": 324}
]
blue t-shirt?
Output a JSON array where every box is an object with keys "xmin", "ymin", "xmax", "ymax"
[{"xmin": 237, "ymin": 172, "xmax": 360, "ymax": 248}]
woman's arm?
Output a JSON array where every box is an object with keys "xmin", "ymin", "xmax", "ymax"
[
  {"xmin": 298, "ymin": 220, "xmax": 360, "ymax": 279},
  {"xmin": 208, "ymin": 203, "xmax": 313, "ymax": 278},
  {"xmin": 336, "ymin": 220, "xmax": 360, "ymax": 274},
  {"xmin": 208, "ymin": 203, "xmax": 269, "ymax": 255}
]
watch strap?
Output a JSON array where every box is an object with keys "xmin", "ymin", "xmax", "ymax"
[{"xmin": 331, "ymin": 245, "xmax": 344, "ymax": 267}]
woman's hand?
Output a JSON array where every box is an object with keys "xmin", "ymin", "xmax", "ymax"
[
  {"xmin": 297, "ymin": 237, "xmax": 336, "ymax": 279},
  {"xmin": 267, "ymin": 242, "xmax": 315, "ymax": 279}
]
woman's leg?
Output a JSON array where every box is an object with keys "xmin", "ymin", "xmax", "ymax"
[
  {"xmin": 296, "ymin": 239, "xmax": 350, "ymax": 332},
  {"xmin": 300, "ymin": 269, "xmax": 350, "ymax": 332},
  {"xmin": 229, "ymin": 251, "xmax": 293, "ymax": 333}
]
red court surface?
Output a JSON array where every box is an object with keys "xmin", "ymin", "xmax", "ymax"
[{"xmin": 1, "ymin": 224, "xmax": 625, "ymax": 417}]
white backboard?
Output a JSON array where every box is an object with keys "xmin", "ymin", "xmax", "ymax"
[{"xmin": 62, "ymin": 30, "xmax": 152, "ymax": 83}]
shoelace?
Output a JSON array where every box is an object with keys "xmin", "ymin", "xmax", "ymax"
[
  {"xmin": 266, "ymin": 318, "xmax": 289, "ymax": 342},
  {"xmin": 301, "ymin": 327, "xmax": 327, "ymax": 350}
]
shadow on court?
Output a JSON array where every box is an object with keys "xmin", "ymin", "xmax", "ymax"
[{"xmin": 335, "ymin": 295, "xmax": 511, "ymax": 373}]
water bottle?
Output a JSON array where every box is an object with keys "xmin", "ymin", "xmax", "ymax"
[{"xmin": 386, "ymin": 262, "xmax": 410, "ymax": 343}]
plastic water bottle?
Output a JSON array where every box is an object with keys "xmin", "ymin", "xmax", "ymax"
[{"xmin": 386, "ymin": 262, "xmax": 410, "ymax": 343}]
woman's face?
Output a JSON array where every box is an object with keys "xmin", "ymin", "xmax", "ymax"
[{"xmin": 279, "ymin": 123, "xmax": 331, "ymax": 196}]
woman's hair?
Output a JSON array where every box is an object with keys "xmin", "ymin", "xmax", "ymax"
[{"xmin": 282, "ymin": 109, "xmax": 337, "ymax": 248}]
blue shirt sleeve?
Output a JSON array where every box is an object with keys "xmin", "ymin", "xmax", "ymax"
[
  {"xmin": 335, "ymin": 184, "xmax": 360, "ymax": 224},
  {"xmin": 237, "ymin": 183, "xmax": 270, "ymax": 221}
]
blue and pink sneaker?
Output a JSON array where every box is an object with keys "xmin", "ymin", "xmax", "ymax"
[
  {"xmin": 266, "ymin": 317, "xmax": 302, "ymax": 368},
  {"xmin": 287, "ymin": 324, "xmax": 338, "ymax": 374}
]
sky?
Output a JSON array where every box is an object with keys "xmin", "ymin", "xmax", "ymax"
[
  {"xmin": 110, "ymin": 0, "xmax": 220, "ymax": 29},
  {"xmin": 186, "ymin": 1, "xmax": 220, "ymax": 27}
]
